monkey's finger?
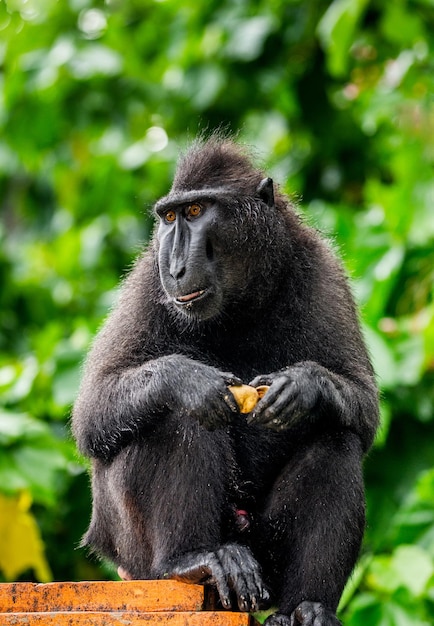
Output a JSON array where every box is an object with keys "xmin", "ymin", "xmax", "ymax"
[
  {"xmin": 247, "ymin": 376, "xmax": 289, "ymax": 424},
  {"xmin": 224, "ymin": 552, "xmax": 255, "ymax": 612},
  {"xmin": 239, "ymin": 555, "xmax": 270, "ymax": 612},
  {"xmin": 221, "ymin": 372, "xmax": 243, "ymax": 387},
  {"xmin": 219, "ymin": 554, "xmax": 250, "ymax": 612},
  {"xmin": 265, "ymin": 397, "xmax": 309, "ymax": 431},
  {"xmin": 210, "ymin": 562, "xmax": 232, "ymax": 610},
  {"xmin": 263, "ymin": 401, "xmax": 293, "ymax": 428},
  {"xmin": 249, "ymin": 374, "xmax": 272, "ymax": 388},
  {"xmin": 171, "ymin": 562, "xmax": 212, "ymax": 584},
  {"xmin": 215, "ymin": 396, "xmax": 237, "ymax": 421},
  {"xmin": 261, "ymin": 377, "xmax": 318, "ymax": 429},
  {"xmin": 260, "ymin": 382, "xmax": 300, "ymax": 422},
  {"xmin": 223, "ymin": 390, "xmax": 241, "ymax": 414},
  {"xmin": 218, "ymin": 547, "xmax": 262, "ymax": 613},
  {"xmin": 238, "ymin": 547, "xmax": 270, "ymax": 609},
  {"xmin": 237, "ymin": 569, "xmax": 264, "ymax": 612},
  {"xmin": 169, "ymin": 552, "xmax": 232, "ymax": 609}
]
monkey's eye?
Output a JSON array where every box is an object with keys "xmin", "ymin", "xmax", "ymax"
[
  {"xmin": 165, "ymin": 210, "xmax": 177, "ymax": 223},
  {"xmin": 187, "ymin": 204, "xmax": 202, "ymax": 219}
]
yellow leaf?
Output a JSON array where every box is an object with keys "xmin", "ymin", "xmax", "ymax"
[{"xmin": 0, "ymin": 491, "xmax": 52, "ymax": 581}]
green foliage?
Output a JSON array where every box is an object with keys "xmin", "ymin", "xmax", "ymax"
[
  {"xmin": 0, "ymin": 0, "xmax": 433, "ymax": 620},
  {"xmin": 0, "ymin": 410, "xmax": 73, "ymax": 503}
]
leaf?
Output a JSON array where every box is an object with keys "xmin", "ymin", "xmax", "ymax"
[
  {"xmin": 68, "ymin": 44, "xmax": 123, "ymax": 79},
  {"xmin": 381, "ymin": 4, "xmax": 424, "ymax": 46},
  {"xmin": 52, "ymin": 365, "xmax": 81, "ymax": 407},
  {"xmin": 11, "ymin": 443, "xmax": 68, "ymax": 502},
  {"xmin": 366, "ymin": 554, "xmax": 401, "ymax": 594},
  {"xmin": 381, "ymin": 602, "xmax": 430, "ymax": 626},
  {"xmin": 0, "ymin": 492, "xmax": 52, "ymax": 581},
  {"xmin": 0, "ymin": 453, "xmax": 28, "ymax": 493},
  {"xmin": 225, "ymin": 16, "xmax": 277, "ymax": 61},
  {"xmin": 393, "ymin": 335, "xmax": 426, "ymax": 387},
  {"xmin": 362, "ymin": 325, "xmax": 397, "ymax": 389},
  {"xmin": 341, "ymin": 592, "xmax": 382, "ymax": 625},
  {"xmin": 391, "ymin": 545, "xmax": 434, "ymax": 597},
  {"xmin": 366, "ymin": 545, "xmax": 434, "ymax": 599},
  {"xmin": 374, "ymin": 401, "xmax": 392, "ymax": 448},
  {"xmin": 338, "ymin": 553, "xmax": 373, "ymax": 611},
  {"xmin": 317, "ymin": 0, "xmax": 369, "ymax": 77},
  {"xmin": 0, "ymin": 410, "xmax": 71, "ymax": 504},
  {"xmin": 183, "ymin": 64, "xmax": 225, "ymax": 110},
  {"xmin": 0, "ymin": 410, "xmax": 47, "ymax": 445},
  {"xmin": 373, "ymin": 246, "xmax": 405, "ymax": 282}
]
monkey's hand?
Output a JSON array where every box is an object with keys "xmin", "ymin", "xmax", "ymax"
[
  {"xmin": 166, "ymin": 543, "xmax": 270, "ymax": 612},
  {"xmin": 247, "ymin": 362, "xmax": 330, "ymax": 431},
  {"xmin": 156, "ymin": 355, "xmax": 241, "ymax": 430}
]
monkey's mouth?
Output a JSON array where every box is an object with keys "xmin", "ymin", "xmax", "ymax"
[
  {"xmin": 176, "ymin": 289, "xmax": 208, "ymax": 304},
  {"xmin": 172, "ymin": 287, "xmax": 220, "ymax": 320}
]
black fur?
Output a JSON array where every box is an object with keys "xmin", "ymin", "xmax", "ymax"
[{"xmin": 72, "ymin": 136, "xmax": 379, "ymax": 626}]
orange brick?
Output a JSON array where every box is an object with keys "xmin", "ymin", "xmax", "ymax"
[
  {"xmin": 0, "ymin": 611, "xmax": 254, "ymax": 625},
  {"xmin": 0, "ymin": 581, "xmax": 204, "ymax": 613}
]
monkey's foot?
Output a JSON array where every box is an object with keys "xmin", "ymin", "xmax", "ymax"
[
  {"xmin": 264, "ymin": 602, "xmax": 341, "ymax": 626},
  {"xmin": 165, "ymin": 543, "xmax": 270, "ymax": 612}
]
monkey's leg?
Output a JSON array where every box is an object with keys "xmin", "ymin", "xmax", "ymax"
[
  {"xmin": 257, "ymin": 431, "xmax": 365, "ymax": 626},
  {"xmin": 102, "ymin": 419, "xmax": 269, "ymax": 611}
]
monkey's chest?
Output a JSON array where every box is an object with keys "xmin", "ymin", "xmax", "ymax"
[{"xmin": 211, "ymin": 335, "xmax": 294, "ymax": 381}]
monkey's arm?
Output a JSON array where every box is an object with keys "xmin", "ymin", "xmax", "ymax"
[
  {"xmin": 248, "ymin": 361, "xmax": 378, "ymax": 452},
  {"xmin": 246, "ymin": 247, "xmax": 379, "ymax": 452},
  {"xmin": 72, "ymin": 354, "xmax": 240, "ymax": 463}
]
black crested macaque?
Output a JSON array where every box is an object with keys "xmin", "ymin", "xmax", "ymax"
[{"xmin": 72, "ymin": 136, "xmax": 379, "ymax": 626}]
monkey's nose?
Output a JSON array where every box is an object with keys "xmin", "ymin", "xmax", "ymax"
[{"xmin": 169, "ymin": 257, "xmax": 186, "ymax": 280}]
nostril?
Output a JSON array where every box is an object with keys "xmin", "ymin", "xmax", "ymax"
[
  {"xmin": 171, "ymin": 268, "xmax": 186, "ymax": 280},
  {"xmin": 170, "ymin": 260, "xmax": 186, "ymax": 280},
  {"xmin": 206, "ymin": 239, "xmax": 214, "ymax": 262}
]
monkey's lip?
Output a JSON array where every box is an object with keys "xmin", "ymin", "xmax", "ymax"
[{"xmin": 176, "ymin": 289, "xmax": 207, "ymax": 303}]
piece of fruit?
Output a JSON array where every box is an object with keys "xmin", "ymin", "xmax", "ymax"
[
  {"xmin": 256, "ymin": 385, "xmax": 269, "ymax": 399},
  {"xmin": 229, "ymin": 384, "xmax": 269, "ymax": 414}
]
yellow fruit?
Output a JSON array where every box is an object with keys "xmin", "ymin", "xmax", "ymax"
[
  {"xmin": 229, "ymin": 384, "xmax": 269, "ymax": 414},
  {"xmin": 256, "ymin": 385, "xmax": 269, "ymax": 399}
]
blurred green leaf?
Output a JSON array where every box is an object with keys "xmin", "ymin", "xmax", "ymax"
[
  {"xmin": 366, "ymin": 545, "xmax": 434, "ymax": 597},
  {"xmin": 363, "ymin": 325, "xmax": 397, "ymax": 389},
  {"xmin": 391, "ymin": 545, "xmax": 433, "ymax": 596},
  {"xmin": 317, "ymin": 0, "xmax": 369, "ymax": 77},
  {"xmin": 225, "ymin": 15, "xmax": 277, "ymax": 61},
  {"xmin": 0, "ymin": 410, "xmax": 74, "ymax": 504},
  {"xmin": 68, "ymin": 44, "xmax": 123, "ymax": 79},
  {"xmin": 381, "ymin": 4, "xmax": 425, "ymax": 46}
]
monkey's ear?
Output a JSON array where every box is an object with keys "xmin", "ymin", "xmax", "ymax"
[{"xmin": 256, "ymin": 177, "xmax": 274, "ymax": 208}]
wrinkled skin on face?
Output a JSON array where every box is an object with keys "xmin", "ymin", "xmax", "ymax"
[
  {"xmin": 155, "ymin": 177, "xmax": 276, "ymax": 322},
  {"xmin": 156, "ymin": 197, "xmax": 225, "ymax": 321}
]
